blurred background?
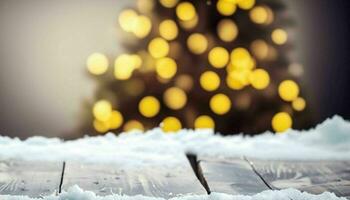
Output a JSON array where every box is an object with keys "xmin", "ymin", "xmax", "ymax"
[{"xmin": 0, "ymin": 0, "xmax": 349, "ymax": 139}]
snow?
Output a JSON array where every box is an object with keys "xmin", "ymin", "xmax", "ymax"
[
  {"xmin": 0, "ymin": 115, "xmax": 349, "ymax": 199},
  {"xmin": 0, "ymin": 185, "xmax": 346, "ymax": 200}
]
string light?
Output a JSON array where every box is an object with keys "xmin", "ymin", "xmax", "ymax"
[
  {"xmin": 210, "ymin": 94, "xmax": 232, "ymax": 115},
  {"xmin": 187, "ymin": 33, "xmax": 208, "ymax": 54},
  {"xmin": 230, "ymin": 48, "xmax": 254, "ymax": 70},
  {"xmin": 93, "ymin": 120, "xmax": 109, "ymax": 133},
  {"xmin": 278, "ymin": 80, "xmax": 300, "ymax": 102},
  {"xmin": 250, "ymin": 6, "xmax": 268, "ymax": 24},
  {"xmin": 114, "ymin": 54, "xmax": 136, "ymax": 80},
  {"xmin": 139, "ymin": 96, "xmax": 160, "ymax": 117},
  {"xmin": 118, "ymin": 9, "xmax": 138, "ymax": 32},
  {"xmin": 194, "ymin": 115, "xmax": 215, "ymax": 129},
  {"xmin": 133, "ymin": 15, "xmax": 152, "ymax": 38},
  {"xmin": 200, "ymin": 71, "xmax": 221, "ymax": 91},
  {"xmin": 163, "ymin": 87, "xmax": 187, "ymax": 110},
  {"xmin": 148, "ymin": 37, "xmax": 170, "ymax": 58},
  {"xmin": 156, "ymin": 57, "xmax": 177, "ymax": 79},
  {"xmin": 161, "ymin": 117, "xmax": 182, "ymax": 132},
  {"xmin": 272, "ymin": 112, "xmax": 292, "ymax": 133}
]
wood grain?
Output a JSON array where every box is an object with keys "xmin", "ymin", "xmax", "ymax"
[
  {"xmin": 61, "ymin": 161, "xmax": 207, "ymax": 197},
  {"xmin": 198, "ymin": 157, "xmax": 270, "ymax": 195},
  {"xmin": 0, "ymin": 160, "xmax": 63, "ymax": 197},
  {"xmin": 248, "ymin": 159, "xmax": 350, "ymax": 197}
]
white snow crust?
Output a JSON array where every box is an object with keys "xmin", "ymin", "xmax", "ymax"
[{"xmin": 0, "ymin": 115, "xmax": 349, "ymax": 199}]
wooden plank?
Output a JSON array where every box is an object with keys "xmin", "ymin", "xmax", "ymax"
[
  {"xmin": 0, "ymin": 160, "xmax": 63, "ymax": 197},
  {"xmin": 248, "ymin": 159, "xmax": 350, "ymax": 197},
  {"xmin": 197, "ymin": 157, "xmax": 270, "ymax": 195},
  {"xmin": 62, "ymin": 160, "xmax": 207, "ymax": 198}
]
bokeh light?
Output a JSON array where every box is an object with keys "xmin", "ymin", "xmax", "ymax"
[
  {"xmin": 272, "ymin": 112, "xmax": 292, "ymax": 133},
  {"xmin": 209, "ymin": 47, "xmax": 229, "ymax": 68},
  {"xmin": 217, "ymin": 0, "xmax": 237, "ymax": 16},
  {"xmin": 107, "ymin": 110, "xmax": 123, "ymax": 130},
  {"xmin": 272, "ymin": 28, "xmax": 288, "ymax": 45},
  {"xmin": 200, "ymin": 71, "xmax": 221, "ymax": 91},
  {"xmin": 159, "ymin": 0, "xmax": 179, "ymax": 8},
  {"xmin": 292, "ymin": 97, "xmax": 306, "ymax": 111},
  {"xmin": 237, "ymin": 0, "xmax": 256, "ymax": 10},
  {"xmin": 217, "ymin": 19, "xmax": 238, "ymax": 42},
  {"xmin": 139, "ymin": 96, "xmax": 160, "ymax": 118},
  {"xmin": 148, "ymin": 37, "xmax": 170, "ymax": 58},
  {"xmin": 159, "ymin": 20, "xmax": 178, "ymax": 41},
  {"xmin": 87, "ymin": 53, "xmax": 109, "ymax": 75},
  {"xmin": 249, "ymin": 69, "xmax": 270, "ymax": 90},
  {"xmin": 156, "ymin": 57, "xmax": 177, "ymax": 79},
  {"xmin": 176, "ymin": 2, "xmax": 196, "ymax": 21},
  {"xmin": 123, "ymin": 120, "xmax": 144, "ymax": 132},
  {"xmin": 194, "ymin": 115, "xmax": 215, "ymax": 129},
  {"xmin": 118, "ymin": 9, "xmax": 138, "ymax": 32},
  {"xmin": 161, "ymin": 117, "xmax": 182, "ymax": 132},
  {"xmin": 93, "ymin": 100, "xmax": 112, "ymax": 122},
  {"xmin": 278, "ymin": 80, "xmax": 300, "ymax": 102},
  {"xmin": 187, "ymin": 33, "xmax": 208, "ymax": 54},
  {"xmin": 210, "ymin": 94, "xmax": 231, "ymax": 115},
  {"xmin": 163, "ymin": 87, "xmax": 187, "ymax": 110}
]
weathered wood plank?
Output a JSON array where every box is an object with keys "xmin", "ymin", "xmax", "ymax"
[
  {"xmin": 247, "ymin": 159, "xmax": 350, "ymax": 197},
  {"xmin": 0, "ymin": 160, "xmax": 63, "ymax": 197},
  {"xmin": 62, "ymin": 160, "xmax": 207, "ymax": 198},
  {"xmin": 198, "ymin": 157, "xmax": 270, "ymax": 195}
]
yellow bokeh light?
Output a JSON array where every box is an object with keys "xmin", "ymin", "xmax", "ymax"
[
  {"xmin": 208, "ymin": 47, "xmax": 229, "ymax": 68},
  {"xmin": 124, "ymin": 120, "xmax": 144, "ymax": 132},
  {"xmin": 217, "ymin": 0, "xmax": 237, "ymax": 16},
  {"xmin": 137, "ymin": 0, "xmax": 155, "ymax": 13},
  {"xmin": 210, "ymin": 94, "xmax": 231, "ymax": 115},
  {"xmin": 249, "ymin": 69, "xmax": 270, "ymax": 90},
  {"xmin": 163, "ymin": 87, "xmax": 187, "ymax": 110},
  {"xmin": 226, "ymin": 74, "xmax": 245, "ymax": 90},
  {"xmin": 251, "ymin": 40, "xmax": 269, "ymax": 60},
  {"xmin": 187, "ymin": 33, "xmax": 208, "ymax": 54},
  {"xmin": 217, "ymin": 19, "xmax": 238, "ymax": 42},
  {"xmin": 159, "ymin": 20, "xmax": 178, "ymax": 41},
  {"xmin": 272, "ymin": 29, "xmax": 288, "ymax": 45},
  {"xmin": 278, "ymin": 80, "xmax": 300, "ymax": 102},
  {"xmin": 114, "ymin": 54, "xmax": 136, "ymax": 80},
  {"xmin": 272, "ymin": 112, "xmax": 292, "ymax": 133},
  {"xmin": 107, "ymin": 110, "xmax": 123, "ymax": 130},
  {"xmin": 148, "ymin": 37, "xmax": 170, "ymax": 58},
  {"xmin": 230, "ymin": 48, "xmax": 253, "ymax": 70},
  {"xmin": 139, "ymin": 96, "xmax": 160, "ymax": 118},
  {"xmin": 160, "ymin": 0, "xmax": 179, "ymax": 8},
  {"xmin": 237, "ymin": 0, "xmax": 255, "ymax": 10},
  {"xmin": 156, "ymin": 57, "xmax": 177, "ymax": 79},
  {"xmin": 87, "ymin": 53, "xmax": 109, "ymax": 75},
  {"xmin": 292, "ymin": 97, "xmax": 306, "ymax": 111},
  {"xmin": 93, "ymin": 120, "xmax": 109, "ymax": 133},
  {"xmin": 250, "ymin": 6, "xmax": 268, "ymax": 24},
  {"xmin": 176, "ymin": 2, "xmax": 196, "ymax": 21},
  {"xmin": 133, "ymin": 15, "xmax": 152, "ymax": 38},
  {"xmin": 227, "ymin": 69, "xmax": 251, "ymax": 86},
  {"xmin": 179, "ymin": 14, "xmax": 198, "ymax": 30},
  {"xmin": 175, "ymin": 74, "xmax": 194, "ymax": 91},
  {"xmin": 161, "ymin": 117, "xmax": 182, "ymax": 132},
  {"xmin": 118, "ymin": 9, "xmax": 138, "ymax": 32},
  {"xmin": 194, "ymin": 115, "xmax": 215, "ymax": 129},
  {"xmin": 200, "ymin": 71, "xmax": 221, "ymax": 91},
  {"xmin": 93, "ymin": 100, "xmax": 112, "ymax": 122}
]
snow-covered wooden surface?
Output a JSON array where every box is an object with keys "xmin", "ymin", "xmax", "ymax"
[{"xmin": 0, "ymin": 158, "xmax": 350, "ymax": 199}]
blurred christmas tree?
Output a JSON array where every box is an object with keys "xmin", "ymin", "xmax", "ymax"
[{"xmin": 80, "ymin": 0, "xmax": 312, "ymax": 136}]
